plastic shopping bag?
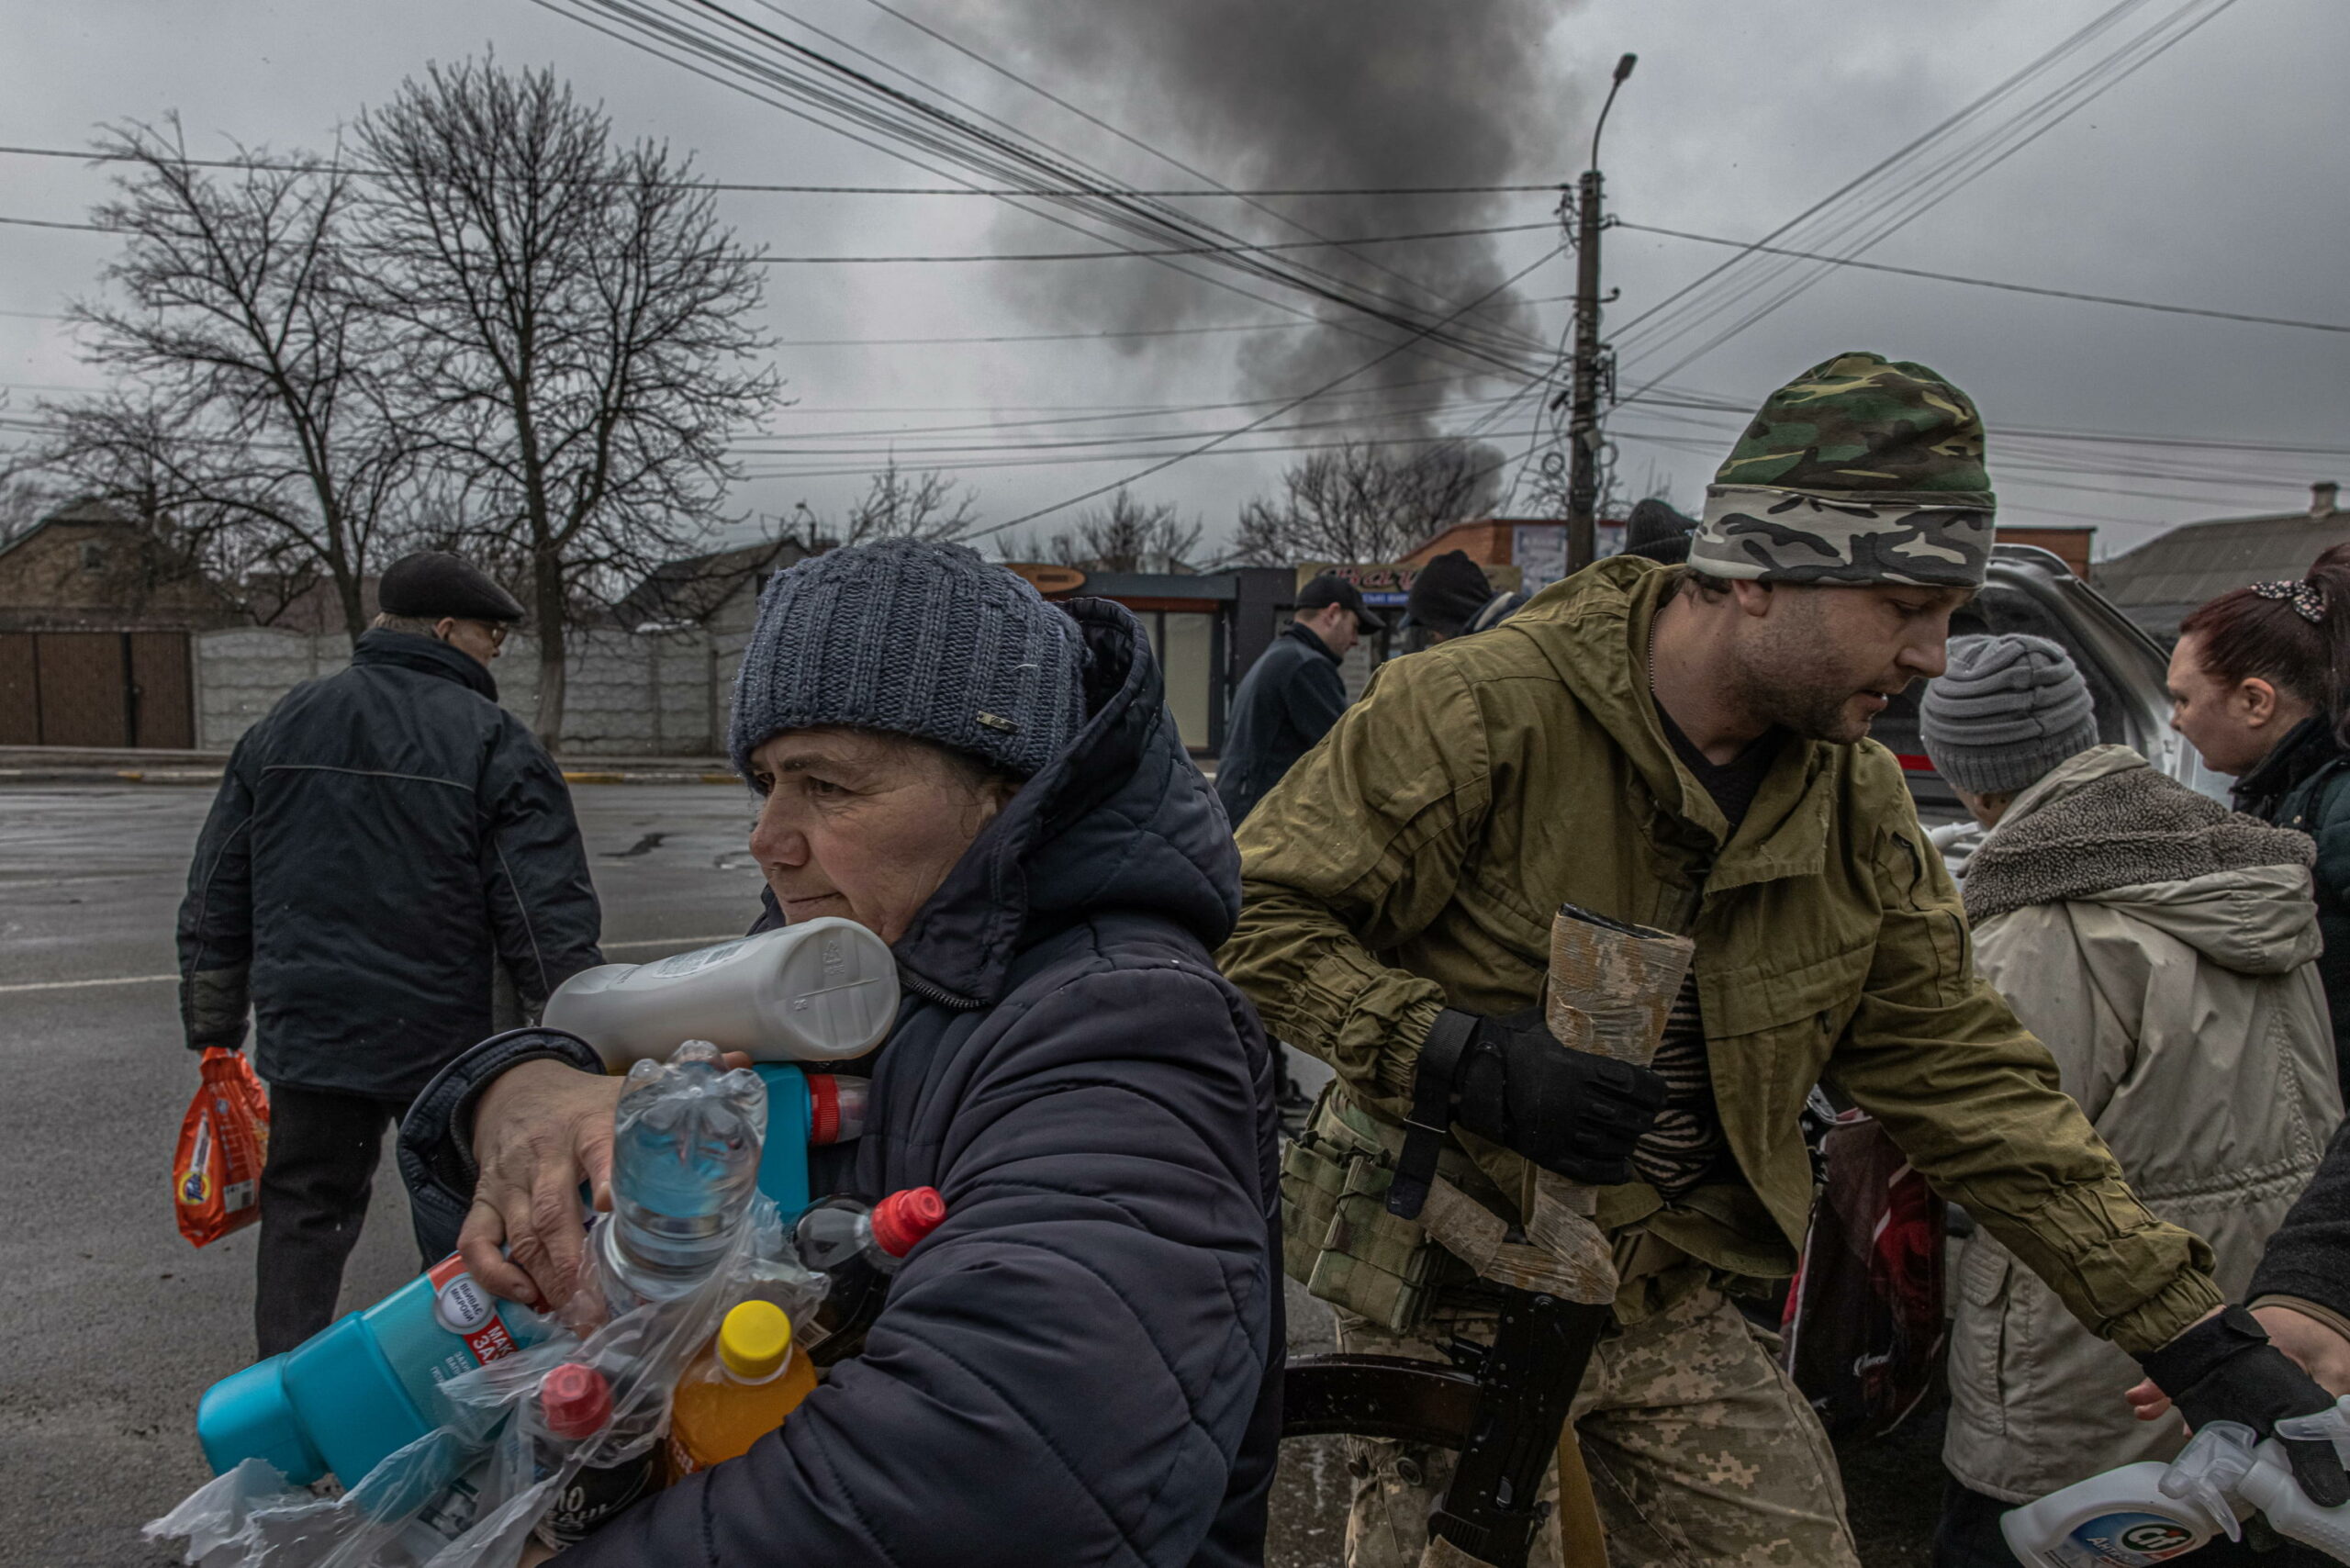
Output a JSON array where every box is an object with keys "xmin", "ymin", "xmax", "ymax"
[
  {"xmin": 1779, "ymin": 1107, "xmax": 1947, "ymax": 1439},
  {"xmin": 175, "ymin": 1047, "xmax": 272, "ymax": 1248}
]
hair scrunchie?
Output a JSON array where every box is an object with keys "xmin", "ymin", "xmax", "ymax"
[{"xmin": 2253, "ymin": 579, "xmax": 2327, "ymax": 625}]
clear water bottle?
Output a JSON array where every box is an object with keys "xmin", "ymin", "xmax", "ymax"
[{"xmin": 597, "ymin": 1041, "xmax": 768, "ymax": 1311}]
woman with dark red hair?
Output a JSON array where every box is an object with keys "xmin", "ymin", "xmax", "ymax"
[{"xmin": 2168, "ymin": 543, "xmax": 2350, "ymax": 1092}]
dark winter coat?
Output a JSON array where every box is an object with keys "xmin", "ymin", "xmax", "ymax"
[
  {"xmin": 1214, "ymin": 621, "xmax": 1346, "ymax": 827},
  {"xmin": 2234, "ymin": 714, "xmax": 2350, "ymax": 1093},
  {"xmin": 399, "ymin": 599, "xmax": 1282, "ymax": 1568},
  {"xmin": 176, "ymin": 631, "xmax": 603, "ymax": 1102},
  {"xmin": 2253, "ymin": 1118, "xmax": 2350, "ymax": 1341}
]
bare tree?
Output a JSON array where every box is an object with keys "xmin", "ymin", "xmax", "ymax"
[
  {"xmin": 1036, "ymin": 487, "xmax": 1202, "ymax": 573},
  {"xmin": 35, "ymin": 120, "xmax": 420, "ymax": 637},
  {"xmin": 1231, "ymin": 440, "xmax": 1501, "ymax": 566},
  {"xmin": 357, "ymin": 60, "xmax": 778, "ymax": 745},
  {"xmin": 798, "ymin": 458, "xmax": 979, "ymax": 550}
]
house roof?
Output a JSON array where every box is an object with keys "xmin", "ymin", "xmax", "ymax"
[
  {"xmin": 0, "ymin": 497, "xmax": 140, "ymax": 563},
  {"xmin": 2092, "ymin": 500, "xmax": 2350, "ymax": 639},
  {"xmin": 616, "ymin": 537, "xmax": 800, "ymax": 627}
]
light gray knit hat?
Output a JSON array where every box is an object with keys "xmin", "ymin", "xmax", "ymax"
[
  {"xmin": 1920, "ymin": 633, "xmax": 2098, "ymax": 796},
  {"xmin": 728, "ymin": 539, "xmax": 1088, "ymax": 779}
]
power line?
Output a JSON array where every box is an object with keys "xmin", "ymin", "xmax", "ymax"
[
  {"xmin": 1606, "ymin": 0, "xmax": 2161, "ymax": 356},
  {"xmin": 0, "ymin": 140, "xmax": 1559, "ymax": 197},
  {"xmin": 532, "ymin": 0, "xmax": 1562, "ymax": 378},
  {"xmin": 967, "ymin": 242, "xmax": 1566, "ymax": 538},
  {"xmin": 746, "ymin": 220, "xmax": 1551, "ymax": 263},
  {"xmin": 0, "ymin": 214, "xmax": 106, "ymax": 233},
  {"xmin": 834, "ymin": 0, "xmax": 1549, "ymax": 349},
  {"xmin": 1616, "ymin": 0, "xmax": 2242, "ymax": 392},
  {"xmin": 1618, "ymin": 220, "xmax": 2350, "ymax": 336},
  {"xmin": 0, "ymin": 207, "xmax": 1552, "ymax": 263}
]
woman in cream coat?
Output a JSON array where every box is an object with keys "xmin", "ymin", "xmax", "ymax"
[{"xmin": 1920, "ymin": 635, "xmax": 2342, "ymax": 1567}]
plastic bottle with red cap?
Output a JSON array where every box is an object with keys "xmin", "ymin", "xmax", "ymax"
[
  {"xmin": 794, "ymin": 1187, "xmax": 948, "ymax": 1365},
  {"xmin": 532, "ymin": 1361, "xmax": 660, "ymax": 1548}
]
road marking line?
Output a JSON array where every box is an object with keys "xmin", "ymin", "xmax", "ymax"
[
  {"xmin": 0, "ymin": 973, "xmax": 173, "ymax": 993},
  {"xmin": 0, "ymin": 934, "xmax": 744, "ymax": 994}
]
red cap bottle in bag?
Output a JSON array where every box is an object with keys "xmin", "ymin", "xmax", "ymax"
[
  {"xmin": 532, "ymin": 1363, "xmax": 658, "ymax": 1549},
  {"xmin": 794, "ymin": 1188, "xmax": 946, "ymax": 1363}
]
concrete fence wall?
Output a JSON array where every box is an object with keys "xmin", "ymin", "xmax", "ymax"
[{"xmin": 195, "ymin": 624, "xmax": 735, "ymax": 756}]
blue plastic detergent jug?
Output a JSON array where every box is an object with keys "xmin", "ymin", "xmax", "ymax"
[
  {"xmin": 196, "ymin": 1068, "xmax": 835, "ymax": 1484},
  {"xmin": 197, "ymin": 1252, "xmax": 546, "ymax": 1485}
]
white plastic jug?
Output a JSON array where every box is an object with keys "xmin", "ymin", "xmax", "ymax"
[
  {"xmin": 1999, "ymin": 1462, "xmax": 2228, "ymax": 1566},
  {"xmin": 2003, "ymin": 1403, "xmax": 2350, "ymax": 1567},
  {"xmin": 543, "ymin": 918, "xmax": 898, "ymax": 1067}
]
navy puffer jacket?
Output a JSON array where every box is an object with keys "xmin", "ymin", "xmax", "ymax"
[{"xmin": 401, "ymin": 599, "xmax": 1281, "ymax": 1567}]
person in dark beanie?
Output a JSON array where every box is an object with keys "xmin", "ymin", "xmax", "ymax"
[
  {"xmin": 1403, "ymin": 548, "xmax": 1496, "ymax": 648},
  {"xmin": 399, "ymin": 538, "xmax": 1280, "ymax": 1568},
  {"xmin": 177, "ymin": 548, "xmax": 602, "ymax": 1356},
  {"xmin": 1923, "ymin": 634, "xmax": 2340, "ymax": 1568},
  {"xmin": 1214, "ymin": 570, "xmax": 1377, "ymax": 828},
  {"xmin": 1623, "ymin": 496, "xmax": 1698, "ymax": 564}
]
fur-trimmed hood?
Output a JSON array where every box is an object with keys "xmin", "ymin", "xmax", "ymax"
[{"xmin": 1964, "ymin": 745, "xmax": 2318, "ymax": 975}]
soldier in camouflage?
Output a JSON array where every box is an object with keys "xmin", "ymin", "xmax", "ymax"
[{"xmin": 1225, "ymin": 352, "xmax": 2350, "ymax": 1566}]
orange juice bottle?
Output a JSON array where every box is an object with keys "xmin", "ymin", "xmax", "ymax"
[{"xmin": 667, "ymin": 1300, "xmax": 819, "ymax": 1475}]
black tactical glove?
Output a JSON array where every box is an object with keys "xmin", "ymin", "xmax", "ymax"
[
  {"xmin": 1446, "ymin": 1008, "xmax": 1668, "ymax": 1186},
  {"xmin": 2137, "ymin": 1305, "xmax": 2350, "ymax": 1507}
]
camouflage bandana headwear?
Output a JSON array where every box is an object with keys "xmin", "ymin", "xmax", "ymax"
[{"xmin": 1690, "ymin": 351, "xmax": 1998, "ymax": 588}]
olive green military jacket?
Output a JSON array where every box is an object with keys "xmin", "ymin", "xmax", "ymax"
[{"xmin": 1222, "ymin": 555, "xmax": 2221, "ymax": 1355}]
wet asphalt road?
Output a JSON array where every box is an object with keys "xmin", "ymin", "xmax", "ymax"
[{"xmin": 0, "ymin": 780, "xmax": 1935, "ymax": 1567}]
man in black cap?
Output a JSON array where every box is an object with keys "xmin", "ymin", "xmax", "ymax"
[
  {"xmin": 177, "ymin": 550, "xmax": 604, "ymax": 1354},
  {"xmin": 1215, "ymin": 572, "xmax": 1378, "ymax": 830}
]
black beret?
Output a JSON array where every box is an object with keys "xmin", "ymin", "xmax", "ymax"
[
  {"xmin": 378, "ymin": 552, "xmax": 526, "ymax": 622},
  {"xmin": 1404, "ymin": 550, "xmax": 1494, "ymax": 636}
]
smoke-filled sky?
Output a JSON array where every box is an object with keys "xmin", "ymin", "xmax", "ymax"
[{"xmin": 2, "ymin": 0, "xmax": 2343, "ymax": 561}]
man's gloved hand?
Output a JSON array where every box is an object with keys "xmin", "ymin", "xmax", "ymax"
[
  {"xmin": 1446, "ymin": 1009, "xmax": 1667, "ymax": 1186},
  {"xmin": 2137, "ymin": 1305, "xmax": 2350, "ymax": 1507}
]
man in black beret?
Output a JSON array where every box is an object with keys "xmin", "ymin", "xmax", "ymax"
[{"xmin": 176, "ymin": 550, "xmax": 603, "ymax": 1355}]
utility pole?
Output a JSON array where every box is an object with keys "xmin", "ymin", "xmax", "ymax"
[{"xmin": 1561, "ymin": 53, "xmax": 1636, "ymax": 576}]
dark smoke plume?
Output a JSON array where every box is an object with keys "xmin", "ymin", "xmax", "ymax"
[{"xmin": 985, "ymin": 0, "xmax": 1581, "ymax": 445}]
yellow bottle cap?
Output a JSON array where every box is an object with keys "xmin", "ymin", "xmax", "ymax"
[{"xmin": 717, "ymin": 1300, "xmax": 793, "ymax": 1381}]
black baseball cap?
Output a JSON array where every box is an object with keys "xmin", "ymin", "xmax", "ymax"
[{"xmin": 1297, "ymin": 572, "xmax": 1382, "ymax": 633}]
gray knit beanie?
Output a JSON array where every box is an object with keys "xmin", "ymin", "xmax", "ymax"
[
  {"xmin": 728, "ymin": 539, "xmax": 1088, "ymax": 779},
  {"xmin": 1920, "ymin": 633, "xmax": 2098, "ymax": 796}
]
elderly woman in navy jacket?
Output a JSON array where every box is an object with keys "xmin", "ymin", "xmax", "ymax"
[{"xmin": 399, "ymin": 540, "xmax": 1281, "ymax": 1567}]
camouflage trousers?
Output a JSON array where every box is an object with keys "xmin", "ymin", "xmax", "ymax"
[{"xmin": 1334, "ymin": 1284, "xmax": 1858, "ymax": 1568}]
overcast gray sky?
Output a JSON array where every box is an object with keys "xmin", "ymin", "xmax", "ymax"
[{"xmin": 3, "ymin": 0, "xmax": 2342, "ymax": 561}]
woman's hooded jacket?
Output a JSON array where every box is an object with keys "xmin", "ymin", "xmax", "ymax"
[
  {"xmin": 401, "ymin": 599, "xmax": 1281, "ymax": 1568},
  {"xmin": 1942, "ymin": 745, "xmax": 2342, "ymax": 1503}
]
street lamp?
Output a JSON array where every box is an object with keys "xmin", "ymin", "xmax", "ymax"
[{"xmin": 1564, "ymin": 52, "xmax": 1636, "ymax": 574}]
